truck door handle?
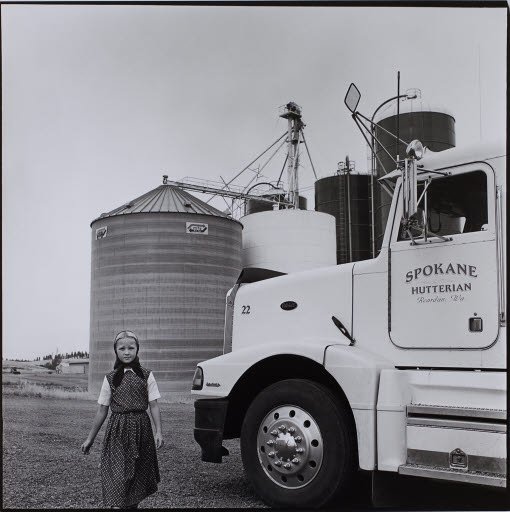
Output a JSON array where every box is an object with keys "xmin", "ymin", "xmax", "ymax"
[
  {"xmin": 469, "ymin": 317, "xmax": 483, "ymax": 332},
  {"xmin": 331, "ymin": 316, "xmax": 356, "ymax": 346}
]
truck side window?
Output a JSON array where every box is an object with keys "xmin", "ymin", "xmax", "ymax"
[{"xmin": 398, "ymin": 170, "xmax": 488, "ymax": 240}]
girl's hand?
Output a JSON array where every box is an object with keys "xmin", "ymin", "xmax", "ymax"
[
  {"xmin": 155, "ymin": 432, "xmax": 164, "ymax": 449},
  {"xmin": 81, "ymin": 438, "xmax": 94, "ymax": 455}
]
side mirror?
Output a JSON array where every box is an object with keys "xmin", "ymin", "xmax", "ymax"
[{"xmin": 344, "ymin": 83, "xmax": 361, "ymax": 113}]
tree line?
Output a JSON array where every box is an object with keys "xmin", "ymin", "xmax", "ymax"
[
  {"xmin": 40, "ymin": 351, "xmax": 88, "ymax": 361},
  {"xmin": 39, "ymin": 351, "xmax": 89, "ymax": 370}
]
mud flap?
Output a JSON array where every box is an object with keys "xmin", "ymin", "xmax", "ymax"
[{"xmin": 193, "ymin": 398, "xmax": 229, "ymax": 463}]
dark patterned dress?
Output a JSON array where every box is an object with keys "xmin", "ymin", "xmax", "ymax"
[{"xmin": 100, "ymin": 367, "xmax": 160, "ymax": 507}]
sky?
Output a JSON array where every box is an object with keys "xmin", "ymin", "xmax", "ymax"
[{"xmin": 2, "ymin": 5, "xmax": 506, "ymax": 359}]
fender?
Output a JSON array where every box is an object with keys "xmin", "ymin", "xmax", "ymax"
[
  {"xmin": 324, "ymin": 344, "xmax": 394, "ymax": 470},
  {"xmin": 192, "ymin": 340, "xmax": 349, "ymax": 398}
]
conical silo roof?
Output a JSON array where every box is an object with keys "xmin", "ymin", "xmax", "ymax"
[{"xmin": 92, "ymin": 183, "xmax": 231, "ymax": 225}]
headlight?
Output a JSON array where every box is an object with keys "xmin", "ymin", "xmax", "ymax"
[{"xmin": 192, "ymin": 366, "xmax": 204, "ymax": 390}]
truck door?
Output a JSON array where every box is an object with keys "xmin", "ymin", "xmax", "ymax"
[{"xmin": 388, "ymin": 162, "xmax": 499, "ymax": 349}]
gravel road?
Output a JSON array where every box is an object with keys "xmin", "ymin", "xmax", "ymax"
[{"xmin": 2, "ymin": 394, "xmax": 265, "ymax": 509}]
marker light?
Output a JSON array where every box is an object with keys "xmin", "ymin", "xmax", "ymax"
[{"xmin": 192, "ymin": 366, "xmax": 204, "ymax": 390}]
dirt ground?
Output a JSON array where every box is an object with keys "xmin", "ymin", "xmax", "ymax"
[
  {"xmin": 2, "ymin": 394, "xmax": 265, "ymax": 509},
  {"xmin": 2, "ymin": 390, "xmax": 507, "ymax": 509}
]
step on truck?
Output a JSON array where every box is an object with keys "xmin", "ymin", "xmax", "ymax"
[{"xmin": 191, "ymin": 84, "xmax": 507, "ymax": 508}]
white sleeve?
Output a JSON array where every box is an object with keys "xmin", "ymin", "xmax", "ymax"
[
  {"xmin": 148, "ymin": 372, "xmax": 161, "ymax": 402},
  {"xmin": 97, "ymin": 376, "xmax": 111, "ymax": 406}
]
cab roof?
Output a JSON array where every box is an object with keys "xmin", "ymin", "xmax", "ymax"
[{"xmin": 379, "ymin": 141, "xmax": 506, "ymax": 182}]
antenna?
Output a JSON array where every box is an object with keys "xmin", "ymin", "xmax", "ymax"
[
  {"xmin": 397, "ymin": 71, "xmax": 400, "ymax": 163},
  {"xmin": 346, "ymin": 156, "xmax": 352, "ymax": 262},
  {"xmin": 478, "ymin": 45, "xmax": 482, "ymax": 141}
]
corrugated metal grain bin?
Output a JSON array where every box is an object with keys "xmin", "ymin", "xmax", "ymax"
[
  {"xmin": 89, "ymin": 183, "xmax": 242, "ymax": 394},
  {"xmin": 315, "ymin": 173, "xmax": 371, "ymax": 264}
]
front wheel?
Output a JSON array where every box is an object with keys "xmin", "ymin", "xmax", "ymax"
[{"xmin": 241, "ymin": 379, "xmax": 357, "ymax": 509}]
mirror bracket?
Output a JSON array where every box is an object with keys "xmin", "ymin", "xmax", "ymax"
[
  {"xmin": 402, "ymin": 158, "xmax": 417, "ymax": 221},
  {"xmin": 410, "ymin": 234, "xmax": 453, "ymax": 246}
]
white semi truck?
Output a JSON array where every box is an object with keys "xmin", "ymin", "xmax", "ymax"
[{"xmin": 191, "ymin": 87, "xmax": 506, "ymax": 508}]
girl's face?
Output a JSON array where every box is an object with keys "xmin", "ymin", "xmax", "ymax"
[{"xmin": 115, "ymin": 338, "xmax": 138, "ymax": 364}]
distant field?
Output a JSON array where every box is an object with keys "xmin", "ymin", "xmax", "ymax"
[
  {"xmin": 3, "ymin": 360, "xmax": 87, "ymax": 388},
  {"xmin": 3, "ymin": 371, "xmax": 88, "ymax": 390},
  {"xmin": 2, "ymin": 364, "xmax": 195, "ymax": 404}
]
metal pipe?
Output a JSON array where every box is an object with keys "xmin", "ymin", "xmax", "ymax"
[
  {"xmin": 356, "ymin": 114, "xmax": 399, "ymax": 168},
  {"xmin": 352, "ymin": 115, "xmax": 390, "ymax": 175},
  {"xmin": 169, "ymin": 180, "xmax": 292, "ymax": 206},
  {"xmin": 242, "ymin": 138, "xmax": 287, "ymax": 193},
  {"xmin": 206, "ymin": 131, "xmax": 287, "ymax": 203},
  {"xmin": 424, "ymin": 177, "xmax": 428, "ymax": 242},
  {"xmin": 358, "ymin": 111, "xmax": 410, "ymax": 147},
  {"xmin": 397, "ymin": 71, "xmax": 400, "ymax": 164},
  {"xmin": 257, "ymin": 138, "xmax": 288, "ymax": 175},
  {"xmin": 292, "ymin": 128, "xmax": 301, "ymax": 209},
  {"xmin": 276, "ymin": 155, "xmax": 288, "ymax": 187},
  {"xmin": 370, "ymin": 143, "xmax": 375, "ymax": 258},
  {"xmin": 347, "ymin": 168, "xmax": 352, "ymax": 262},
  {"xmin": 369, "ymin": 92, "xmax": 415, "ymax": 257},
  {"xmin": 300, "ymin": 129, "xmax": 318, "ymax": 180},
  {"xmin": 286, "ymin": 116, "xmax": 293, "ymax": 207}
]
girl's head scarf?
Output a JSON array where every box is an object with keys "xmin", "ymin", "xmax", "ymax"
[{"xmin": 112, "ymin": 330, "xmax": 144, "ymax": 387}]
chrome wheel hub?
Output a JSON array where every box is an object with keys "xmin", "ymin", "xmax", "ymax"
[{"xmin": 257, "ymin": 405, "xmax": 323, "ymax": 489}]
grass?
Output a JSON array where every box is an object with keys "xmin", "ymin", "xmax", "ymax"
[
  {"xmin": 2, "ymin": 374, "xmax": 195, "ymax": 404},
  {"xmin": 2, "ymin": 378, "xmax": 94, "ymax": 400}
]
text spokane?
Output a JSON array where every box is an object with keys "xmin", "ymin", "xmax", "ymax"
[{"xmin": 406, "ymin": 263, "xmax": 477, "ymax": 283}]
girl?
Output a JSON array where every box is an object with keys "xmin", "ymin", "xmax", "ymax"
[{"xmin": 81, "ymin": 330, "xmax": 163, "ymax": 509}]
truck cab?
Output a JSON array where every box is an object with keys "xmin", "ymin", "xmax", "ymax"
[{"xmin": 191, "ymin": 140, "xmax": 506, "ymax": 508}]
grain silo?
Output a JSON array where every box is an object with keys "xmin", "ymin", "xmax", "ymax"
[
  {"xmin": 245, "ymin": 194, "xmax": 308, "ymax": 215},
  {"xmin": 241, "ymin": 209, "xmax": 336, "ymax": 273},
  {"xmin": 373, "ymin": 94, "xmax": 455, "ymax": 252},
  {"xmin": 315, "ymin": 172, "xmax": 371, "ymax": 264},
  {"xmin": 89, "ymin": 180, "xmax": 242, "ymax": 394}
]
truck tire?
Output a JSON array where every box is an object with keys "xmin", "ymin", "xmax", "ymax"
[{"xmin": 241, "ymin": 379, "xmax": 357, "ymax": 509}]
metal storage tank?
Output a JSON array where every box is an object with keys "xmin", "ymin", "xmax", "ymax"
[
  {"xmin": 241, "ymin": 209, "xmax": 336, "ymax": 273},
  {"xmin": 373, "ymin": 97, "xmax": 455, "ymax": 252},
  {"xmin": 245, "ymin": 194, "xmax": 307, "ymax": 215},
  {"xmin": 315, "ymin": 173, "xmax": 371, "ymax": 264},
  {"xmin": 89, "ymin": 181, "xmax": 242, "ymax": 394}
]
